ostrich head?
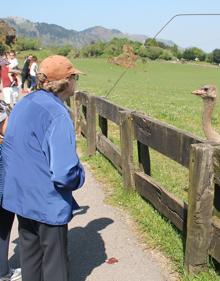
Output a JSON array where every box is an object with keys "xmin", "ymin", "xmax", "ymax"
[
  {"xmin": 192, "ymin": 85, "xmax": 217, "ymax": 100},
  {"xmin": 192, "ymin": 84, "xmax": 220, "ymax": 142}
]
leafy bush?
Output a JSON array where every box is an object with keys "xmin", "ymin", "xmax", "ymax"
[
  {"xmin": 57, "ymin": 45, "xmax": 72, "ymax": 56},
  {"xmin": 80, "ymin": 41, "xmax": 105, "ymax": 57},
  {"xmin": 159, "ymin": 50, "xmax": 173, "ymax": 60},
  {"xmin": 138, "ymin": 46, "xmax": 149, "ymax": 57},
  {"xmin": 146, "ymin": 46, "xmax": 163, "ymax": 60},
  {"xmin": 15, "ymin": 37, "xmax": 41, "ymax": 51}
]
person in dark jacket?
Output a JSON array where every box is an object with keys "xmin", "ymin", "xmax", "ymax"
[
  {"xmin": 21, "ymin": 55, "xmax": 32, "ymax": 90},
  {"xmin": 2, "ymin": 55, "xmax": 85, "ymax": 281}
]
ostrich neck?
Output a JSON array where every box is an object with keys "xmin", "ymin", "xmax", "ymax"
[{"xmin": 202, "ymin": 98, "xmax": 220, "ymax": 141}]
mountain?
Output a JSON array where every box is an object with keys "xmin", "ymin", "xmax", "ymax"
[{"xmin": 1, "ymin": 16, "xmax": 175, "ymax": 48}]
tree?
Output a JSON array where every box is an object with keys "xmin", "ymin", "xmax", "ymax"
[
  {"xmin": 170, "ymin": 44, "xmax": 182, "ymax": 58},
  {"xmin": 182, "ymin": 47, "xmax": 206, "ymax": 61},
  {"xmin": 206, "ymin": 52, "xmax": 214, "ymax": 63},
  {"xmin": 212, "ymin": 49, "xmax": 220, "ymax": 64},
  {"xmin": 192, "ymin": 47, "xmax": 206, "ymax": 61},
  {"xmin": 182, "ymin": 48, "xmax": 196, "ymax": 60},
  {"xmin": 144, "ymin": 38, "xmax": 157, "ymax": 47}
]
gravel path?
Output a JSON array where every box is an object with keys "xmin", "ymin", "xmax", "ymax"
[{"xmin": 9, "ymin": 163, "xmax": 177, "ymax": 281}]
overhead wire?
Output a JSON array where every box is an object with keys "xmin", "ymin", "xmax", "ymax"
[{"xmin": 104, "ymin": 13, "xmax": 220, "ymax": 99}]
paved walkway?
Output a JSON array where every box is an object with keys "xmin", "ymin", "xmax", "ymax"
[{"xmin": 9, "ymin": 164, "xmax": 177, "ymax": 281}]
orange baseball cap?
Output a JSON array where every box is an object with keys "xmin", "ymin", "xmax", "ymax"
[{"xmin": 39, "ymin": 55, "xmax": 83, "ymax": 81}]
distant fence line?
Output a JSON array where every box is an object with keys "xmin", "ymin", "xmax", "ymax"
[{"xmin": 67, "ymin": 91, "xmax": 220, "ymax": 275}]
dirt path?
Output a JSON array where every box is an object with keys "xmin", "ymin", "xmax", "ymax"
[{"xmin": 9, "ymin": 164, "xmax": 178, "ymax": 281}]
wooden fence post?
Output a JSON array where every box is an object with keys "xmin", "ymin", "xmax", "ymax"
[
  {"xmin": 86, "ymin": 95, "xmax": 96, "ymax": 156},
  {"xmin": 119, "ymin": 110, "xmax": 134, "ymax": 190},
  {"xmin": 74, "ymin": 97, "xmax": 81, "ymax": 137},
  {"xmin": 69, "ymin": 96, "xmax": 75, "ymax": 112},
  {"xmin": 185, "ymin": 143, "xmax": 214, "ymax": 274}
]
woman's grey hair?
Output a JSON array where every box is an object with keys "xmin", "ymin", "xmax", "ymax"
[{"xmin": 36, "ymin": 73, "xmax": 69, "ymax": 94}]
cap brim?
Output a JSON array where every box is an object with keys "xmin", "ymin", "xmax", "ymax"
[{"xmin": 71, "ymin": 67, "xmax": 85, "ymax": 75}]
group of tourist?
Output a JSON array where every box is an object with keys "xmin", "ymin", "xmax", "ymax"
[
  {"xmin": 0, "ymin": 51, "xmax": 38, "ymax": 107},
  {"xmin": 0, "ymin": 54, "xmax": 84, "ymax": 281}
]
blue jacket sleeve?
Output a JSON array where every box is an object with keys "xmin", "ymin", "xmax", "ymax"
[{"xmin": 42, "ymin": 114, "xmax": 85, "ymax": 190}]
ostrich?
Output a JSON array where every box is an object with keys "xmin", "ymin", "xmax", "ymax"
[
  {"xmin": 192, "ymin": 85, "xmax": 220, "ymax": 143},
  {"xmin": 193, "ymin": 85, "xmax": 220, "ymax": 216}
]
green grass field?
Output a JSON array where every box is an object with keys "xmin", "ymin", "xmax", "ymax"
[
  {"xmin": 74, "ymin": 58, "xmax": 220, "ymax": 199},
  {"xmin": 75, "ymin": 58, "xmax": 220, "ymax": 136},
  {"xmin": 72, "ymin": 58, "xmax": 220, "ymax": 281}
]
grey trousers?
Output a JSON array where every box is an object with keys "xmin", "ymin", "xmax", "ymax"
[
  {"xmin": 0, "ymin": 207, "xmax": 14, "ymax": 277},
  {"xmin": 17, "ymin": 216, "xmax": 69, "ymax": 281}
]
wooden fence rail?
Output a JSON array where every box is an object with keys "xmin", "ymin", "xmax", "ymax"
[{"xmin": 71, "ymin": 91, "xmax": 220, "ymax": 275}]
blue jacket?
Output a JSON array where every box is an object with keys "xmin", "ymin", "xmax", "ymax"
[
  {"xmin": 2, "ymin": 90, "xmax": 85, "ymax": 225},
  {"xmin": 0, "ymin": 145, "xmax": 3, "ymax": 205}
]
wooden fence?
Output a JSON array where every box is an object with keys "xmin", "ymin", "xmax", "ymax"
[{"xmin": 70, "ymin": 91, "xmax": 220, "ymax": 275}]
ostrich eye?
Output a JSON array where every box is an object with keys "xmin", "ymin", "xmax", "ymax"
[{"xmin": 203, "ymin": 87, "xmax": 209, "ymax": 91}]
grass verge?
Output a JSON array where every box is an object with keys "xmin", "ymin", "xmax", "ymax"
[{"xmin": 79, "ymin": 138, "xmax": 220, "ymax": 281}]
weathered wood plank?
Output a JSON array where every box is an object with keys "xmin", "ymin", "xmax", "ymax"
[
  {"xmin": 69, "ymin": 96, "xmax": 75, "ymax": 112},
  {"xmin": 95, "ymin": 97, "xmax": 125, "ymax": 125},
  {"xmin": 86, "ymin": 95, "xmax": 96, "ymax": 156},
  {"xmin": 209, "ymin": 216, "xmax": 220, "ymax": 263},
  {"xmin": 96, "ymin": 133, "xmax": 122, "ymax": 172},
  {"xmin": 135, "ymin": 171, "xmax": 186, "ymax": 232},
  {"xmin": 132, "ymin": 112, "xmax": 204, "ymax": 168},
  {"xmin": 185, "ymin": 144, "xmax": 214, "ymax": 274},
  {"xmin": 74, "ymin": 98, "xmax": 82, "ymax": 136},
  {"xmin": 75, "ymin": 91, "xmax": 89, "ymax": 106},
  {"xmin": 120, "ymin": 110, "xmax": 134, "ymax": 190}
]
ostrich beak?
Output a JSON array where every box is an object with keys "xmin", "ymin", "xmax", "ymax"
[{"xmin": 192, "ymin": 89, "xmax": 204, "ymax": 96}]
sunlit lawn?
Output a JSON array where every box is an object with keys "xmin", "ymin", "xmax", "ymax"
[{"xmin": 74, "ymin": 58, "xmax": 220, "ymax": 200}]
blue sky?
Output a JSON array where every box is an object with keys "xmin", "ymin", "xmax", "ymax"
[{"xmin": 2, "ymin": 0, "xmax": 220, "ymax": 51}]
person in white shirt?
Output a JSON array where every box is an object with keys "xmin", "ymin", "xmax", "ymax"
[
  {"xmin": 29, "ymin": 56, "xmax": 38, "ymax": 90},
  {"xmin": 7, "ymin": 51, "xmax": 19, "ymax": 87}
]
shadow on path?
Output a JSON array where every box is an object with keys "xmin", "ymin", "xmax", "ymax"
[
  {"xmin": 68, "ymin": 217, "xmax": 114, "ymax": 281},
  {"xmin": 9, "ymin": 208, "xmax": 114, "ymax": 281}
]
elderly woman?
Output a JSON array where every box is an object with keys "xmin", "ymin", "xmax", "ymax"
[{"xmin": 2, "ymin": 55, "xmax": 85, "ymax": 281}]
